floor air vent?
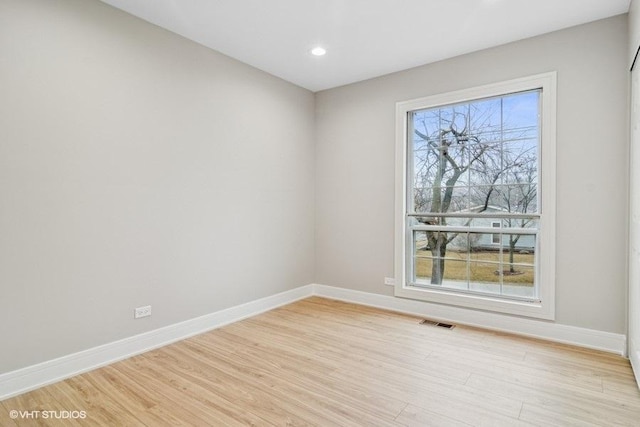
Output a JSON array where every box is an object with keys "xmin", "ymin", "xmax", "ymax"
[{"xmin": 420, "ymin": 319, "xmax": 455, "ymax": 329}]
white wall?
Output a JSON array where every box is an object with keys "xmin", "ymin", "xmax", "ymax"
[
  {"xmin": 631, "ymin": 0, "xmax": 640, "ymax": 69},
  {"xmin": 0, "ymin": 0, "xmax": 315, "ymax": 374},
  {"xmin": 628, "ymin": 1, "xmax": 640, "ymax": 386},
  {"xmin": 315, "ymin": 15, "xmax": 629, "ymax": 334}
]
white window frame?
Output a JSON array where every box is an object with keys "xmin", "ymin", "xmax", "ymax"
[{"xmin": 394, "ymin": 72, "xmax": 556, "ymax": 320}]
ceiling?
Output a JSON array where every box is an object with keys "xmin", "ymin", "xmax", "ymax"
[{"xmin": 99, "ymin": 0, "xmax": 630, "ymax": 92}]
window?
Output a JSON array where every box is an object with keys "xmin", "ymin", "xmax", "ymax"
[
  {"xmin": 491, "ymin": 222, "xmax": 501, "ymax": 245},
  {"xmin": 394, "ymin": 73, "xmax": 556, "ymax": 319}
]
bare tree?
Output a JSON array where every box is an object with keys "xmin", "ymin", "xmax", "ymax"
[
  {"xmin": 499, "ymin": 156, "xmax": 537, "ymax": 273},
  {"xmin": 413, "ymin": 100, "xmax": 537, "ymax": 284},
  {"xmin": 413, "ymin": 105, "xmax": 498, "ymax": 284}
]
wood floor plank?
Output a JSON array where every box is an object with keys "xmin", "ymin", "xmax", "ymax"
[
  {"xmin": 518, "ymin": 402, "xmax": 605, "ymax": 427},
  {"xmin": 396, "ymin": 400, "xmax": 539, "ymax": 427},
  {"xmin": 427, "ymin": 352, "xmax": 605, "ymax": 393},
  {"xmin": 48, "ymin": 375, "xmax": 145, "ymax": 426},
  {"xmin": 115, "ymin": 355, "xmax": 268, "ymax": 427},
  {"xmin": 236, "ymin": 312, "xmax": 472, "ymax": 387},
  {"xmin": 187, "ymin": 333, "xmax": 409, "ymax": 420},
  {"xmin": 0, "ymin": 402, "xmax": 19, "ymax": 427},
  {"xmin": 394, "ymin": 403, "xmax": 474, "ymax": 427},
  {"xmin": 327, "ymin": 359, "xmax": 524, "ymax": 422},
  {"xmin": 139, "ymin": 344, "xmax": 328, "ymax": 426},
  {"xmin": 2, "ymin": 387, "xmax": 84, "ymax": 427},
  {"xmin": 524, "ymin": 349, "xmax": 635, "ymax": 379},
  {"xmin": 465, "ymin": 373, "xmax": 640, "ymax": 426},
  {"xmin": 399, "ymin": 391, "xmax": 527, "ymax": 426},
  {"xmin": 428, "ymin": 345, "xmax": 605, "ymax": 392},
  {"xmin": 602, "ymin": 375, "xmax": 640, "ymax": 405},
  {"xmin": 94, "ymin": 365, "xmax": 211, "ymax": 427},
  {"xmin": 2, "ymin": 297, "xmax": 639, "ymax": 426},
  {"xmin": 172, "ymin": 339, "xmax": 404, "ymax": 426}
]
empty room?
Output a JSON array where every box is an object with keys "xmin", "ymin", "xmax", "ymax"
[{"xmin": 1, "ymin": 0, "xmax": 640, "ymax": 425}]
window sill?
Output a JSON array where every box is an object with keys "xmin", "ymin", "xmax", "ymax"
[{"xmin": 394, "ymin": 283, "xmax": 555, "ymax": 320}]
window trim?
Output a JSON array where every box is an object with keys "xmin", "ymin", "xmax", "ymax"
[{"xmin": 394, "ymin": 72, "xmax": 556, "ymax": 320}]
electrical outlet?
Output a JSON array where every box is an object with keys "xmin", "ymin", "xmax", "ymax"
[
  {"xmin": 134, "ymin": 305, "xmax": 151, "ymax": 319},
  {"xmin": 384, "ymin": 277, "xmax": 395, "ymax": 286}
]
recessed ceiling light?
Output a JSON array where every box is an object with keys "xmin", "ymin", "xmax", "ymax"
[{"xmin": 311, "ymin": 46, "xmax": 327, "ymax": 56}]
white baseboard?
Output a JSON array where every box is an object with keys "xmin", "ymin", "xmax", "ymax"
[
  {"xmin": 0, "ymin": 283, "xmax": 629, "ymax": 401},
  {"xmin": 0, "ymin": 285, "xmax": 313, "ymax": 401},
  {"xmin": 311, "ymin": 284, "xmax": 627, "ymax": 356}
]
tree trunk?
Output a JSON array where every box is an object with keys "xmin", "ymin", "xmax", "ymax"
[
  {"xmin": 426, "ymin": 146, "xmax": 461, "ymax": 285},
  {"xmin": 430, "ymin": 232, "xmax": 447, "ymax": 284},
  {"xmin": 509, "ymin": 236, "xmax": 517, "ymax": 273}
]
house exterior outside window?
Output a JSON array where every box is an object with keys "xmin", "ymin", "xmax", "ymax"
[{"xmin": 491, "ymin": 221, "xmax": 501, "ymax": 245}]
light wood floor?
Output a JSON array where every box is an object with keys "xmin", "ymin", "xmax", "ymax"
[{"xmin": 2, "ymin": 297, "xmax": 640, "ymax": 426}]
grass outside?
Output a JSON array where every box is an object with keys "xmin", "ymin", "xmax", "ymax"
[{"xmin": 415, "ymin": 250, "xmax": 534, "ymax": 286}]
